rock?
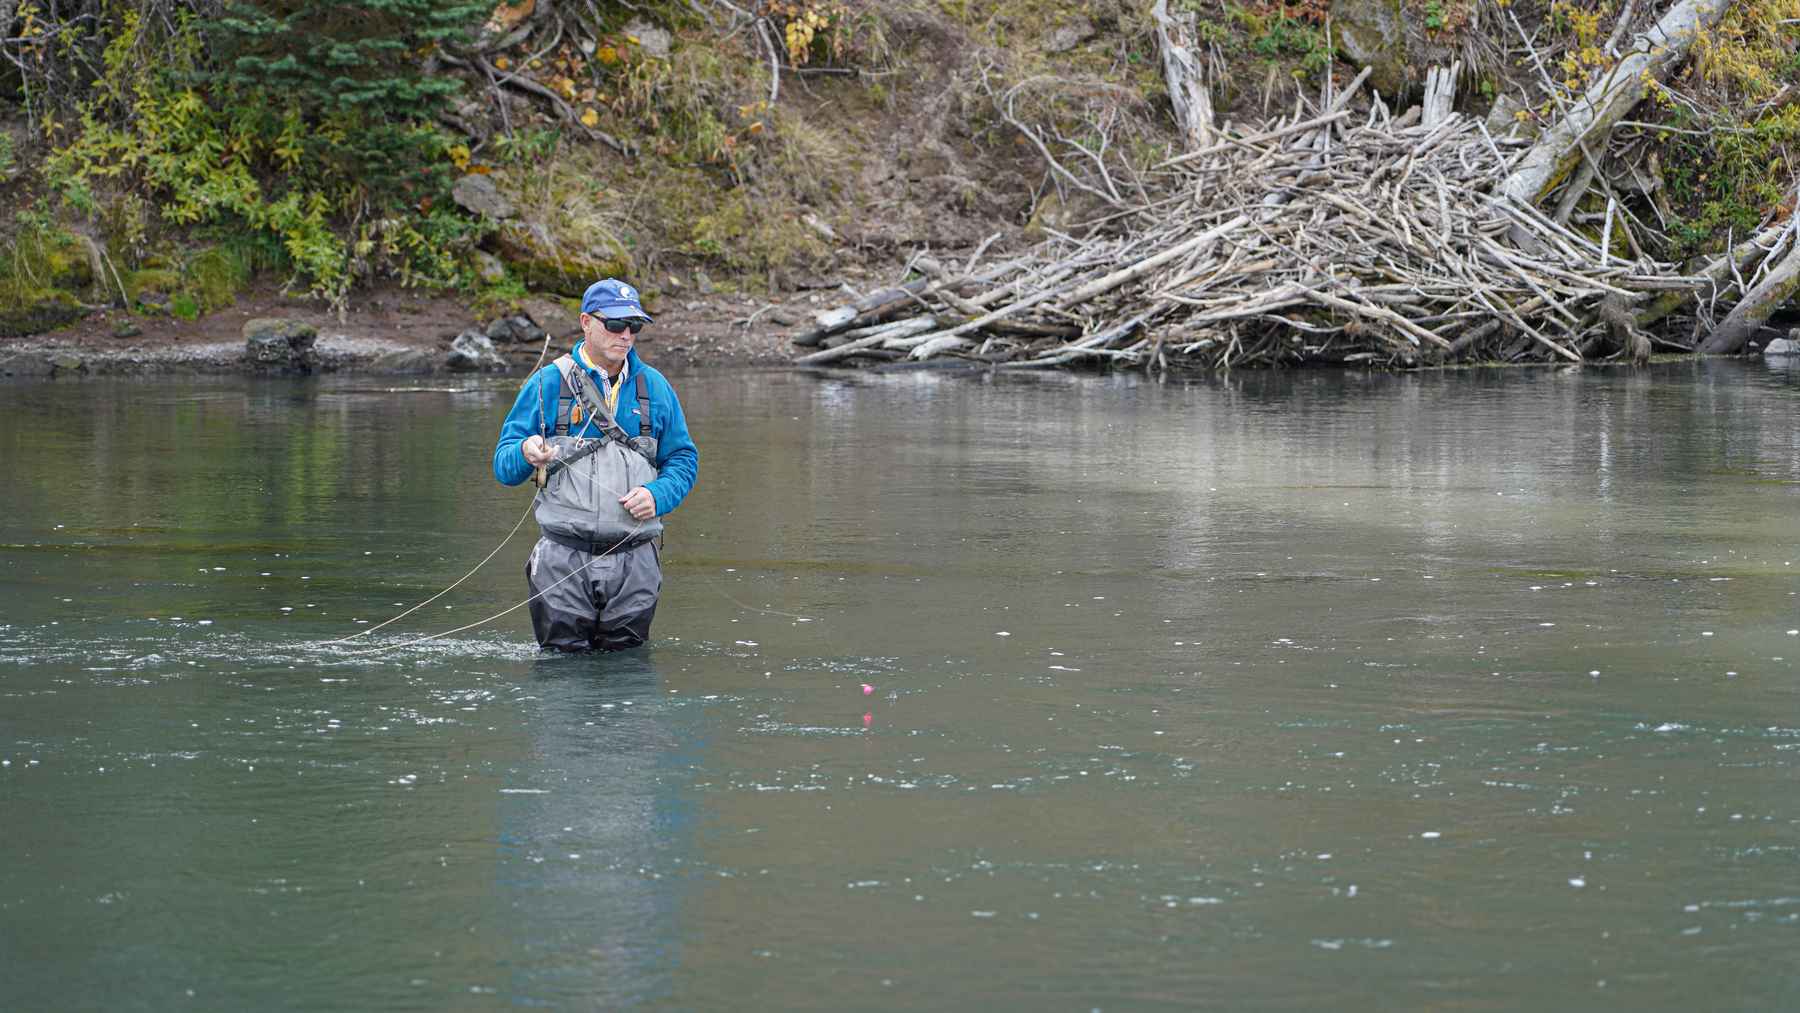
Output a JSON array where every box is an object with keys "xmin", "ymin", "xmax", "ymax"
[
  {"xmin": 451, "ymin": 174, "xmax": 515, "ymax": 221},
  {"xmin": 624, "ymin": 18, "xmax": 672, "ymax": 59},
  {"xmin": 112, "ymin": 321, "xmax": 143, "ymax": 339},
  {"xmin": 694, "ymin": 270, "xmax": 715, "ymax": 295},
  {"xmin": 244, "ymin": 317, "xmax": 320, "ymax": 372},
  {"xmin": 446, "ymin": 330, "xmax": 508, "ymax": 371},
  {"xmin": 494, "ymin": 219, "xmax": 629, "ymax": 295},
  {"xmin": 0, "ymin": 291, "xmax": 87, "ymax": 337},
  {"xmin": 1483, "ymin": 94, "xmax": 1536, "ymax": 140},
  {"xmin": 800, "ymin": 212, "xmax": 837, "ymax": 242},
  {"xmin": 485, "ymin": 316, "xmax": 521, "ymax": 343},
  {"xmin": 472, "ymin": 250, "xmax": 508, "ymax": 284},
  {"xmin": 1046, "ymin": 16, "xmax": 1095, "ymax": 53},
  {"xmin": 369, "ymin": 348, "xmax": 438, "ymax": 374},
  {"xmin": 484, "ymin": 0, "xmax": 535, "ymax": 36},
  {"xmin": 1763, "ymin": 337, "xmax": 1799, "ymax": 358},
  {"xmin": 1330, "ymin": 0, "xmax": 1452, "ymax": 99},
  {"xmin": 485, "ymin": 314, "xmax": 547, "ymax": 344},
  {"xmin": 521, "ymin": 296, "xmax": 579, "ymax": 336},
  {"xmin": 767, "ymin": 306, "xmax": 801, "ymax": 327},
  {"xmin": 49, "ymin": 353, "xmax": 85, "ymax": 374},
  {"xmin": 0, "ymin": 353, "xmax": 54, "ymax": 377}
]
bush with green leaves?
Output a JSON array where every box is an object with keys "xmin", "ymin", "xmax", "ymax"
[{"xmin": 41, "ymin": 0, "xmax": 488, "ymax": 305}]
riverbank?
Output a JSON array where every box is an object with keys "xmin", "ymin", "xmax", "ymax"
[{"xmin": 0, "ymin": 282, "xmax": 818, "ymax": 379}]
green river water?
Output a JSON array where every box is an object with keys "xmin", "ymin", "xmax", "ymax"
[{"xmin": 2, "ymin": 361, "xmax": 1797, "ymax": 1010}]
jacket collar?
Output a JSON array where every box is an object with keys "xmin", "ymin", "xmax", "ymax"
[{"xmin": 572, "ymin": 341, "xmax": 641, "ymax": 380}]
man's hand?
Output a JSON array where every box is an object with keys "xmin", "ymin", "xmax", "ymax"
[
  {"xmin": 619, "ymin": 486, "xmax": 658, "ymax": 521},
  {"xmin": 521, "ymin": 435, "xmax": 557, "ymax": 468}
]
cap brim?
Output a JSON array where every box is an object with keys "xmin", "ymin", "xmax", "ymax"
[{"xmin": 592, "ymin": 302, "xmax": 652, "ymax": 323}]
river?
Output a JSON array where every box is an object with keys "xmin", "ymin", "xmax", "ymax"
[{"xmin": 2, "ymin": 360, "xmax": 1797, "ymax": 1010}]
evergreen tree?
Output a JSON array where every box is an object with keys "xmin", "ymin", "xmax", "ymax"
[{"xmin": 210, "ymin": 0, "xmax": 489, "ymax": 208}]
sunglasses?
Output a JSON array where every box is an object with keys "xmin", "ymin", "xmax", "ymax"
[{"xmin": 595, "ymin": 317, "xmax": 645, "ymax": 334}]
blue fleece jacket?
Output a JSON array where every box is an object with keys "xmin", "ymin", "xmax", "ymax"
[{"xmin": 492, "ymin": 344, "xmax": 699, "ymax": 516}]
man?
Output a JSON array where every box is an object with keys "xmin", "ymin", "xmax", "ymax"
[{"xmin": 492, "ymin": 278, "xmax": 698, "ymax": 652}]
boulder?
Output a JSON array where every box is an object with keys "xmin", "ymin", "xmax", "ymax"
[
  {"xmin": 1330, "ymin": 0, "xmax": 1453, "ymax": 99},
  {"xmin": 1046, "ymin": 16, "xmax": 1095, "ymax": 53},
  {"xmin": 446, "ymin": 330, "xmax": 508, "ymax": 371},
  {"xmin": 451, "ymin": 174, "xmax": 515, "ymax": 221},
  {"xmin": 244, "ymin": 317, "xmax": 320, "ymax": 372},
  {"xmin": 521, "ymin": 296, "xmax": 579, "ymax": 337},
  {"xmin": 472, "ymin": 249, "xmax": 508, "ymax": 284},
  {"xmin": 0, "ymin": 352, "xmax": 55, "ymax": 377},
  {"xmin": 1763, "ymin": 336, "xmax": 1799, "ymax": 358},
  {"xmin": 0, "ymin": 290, "xmax": 87, "ymax": 337},
  {"xmin": 48, "ymin": 353, "xmax": 85, "ymax": 374},
  {"xmin": 624, "ymin": 18, "xmax": 672, "ymax": 59},
  {"xmin": 494, "ymin": 218, "xmax": 629, "ymax": 295},
  {"xmin": 485, "ymin": 314, "xmax": 548, "ymax": 344}
]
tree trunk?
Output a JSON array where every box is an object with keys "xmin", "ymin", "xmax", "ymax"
[
  {"xmin": 1496, "ymin": 0, "xmax": 1736, "ymax": 206},
  {"xmin": 1697, "ymin": 224, "xmax": 1800, "ymax": 354},
  {"xmin": 1151, "ymin": 0, "xmax": 1215, "ymax": 149}
]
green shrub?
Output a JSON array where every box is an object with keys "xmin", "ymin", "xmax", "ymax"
[{"xmin": 44, "ymin": 1, "xmax": 489, "ymax": 306}]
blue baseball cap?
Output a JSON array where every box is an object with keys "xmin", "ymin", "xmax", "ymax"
[{"xmin": 580, "ymin": 277, "xmax": 653, "ymax": 322}]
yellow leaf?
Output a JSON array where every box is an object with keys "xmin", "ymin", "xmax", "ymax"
[
  {"xmin": 747, "ymin": 120, "xmax": 764, "ymax": 134},
  {"xmin": 494, "ymin": 56, "xmax": 511, "ymax": 70},
  {"xmin": 580, "ymin": 108, "xmax": 599, "ymax": 128}
]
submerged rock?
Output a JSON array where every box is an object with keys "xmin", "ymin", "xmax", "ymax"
[
  {"xmin": 369, "ymin": 348, "xmax": 438, "ymax": 374},
  {"xmin": 447, "ymin": 330, "xmax": 508, "ymax": 371}
]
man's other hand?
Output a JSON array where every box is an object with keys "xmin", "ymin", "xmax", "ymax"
[
  {"xmin": 521, "ymin": 435, "xmax": 557, "ymax": 467},
  {"xmin": 619, "ymin": 486, "xmax": 657, "ymax": 521}
]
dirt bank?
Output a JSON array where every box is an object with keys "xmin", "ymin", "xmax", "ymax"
[{"xmin": 0, "ymin": 282, "xmax": 833, "ymax": 379}]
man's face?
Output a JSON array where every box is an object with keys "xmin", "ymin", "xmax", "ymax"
[{"xmin": 582, "ymin": 313, "xmax": 639, "ymax": 369}]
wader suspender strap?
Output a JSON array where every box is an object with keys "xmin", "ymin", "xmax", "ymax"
[
  {"xmin": 544, "ymin": 355, "xmax": 657, "ymax": 472},
  {"xmin": 634, "ymin": 373, "xmax": 651, "ymax": 444}
]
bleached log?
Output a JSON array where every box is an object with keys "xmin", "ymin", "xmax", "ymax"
[
  {"xmin": 1151, "ymin": 0, "xmax": 1216, "ymax": 150},
  {"xmin": 1496, "ymin": 0, "xmax": 1737, "ymax": 206},
  {"xmin": 790, "ymin": 278, "xmax": 931, "ymax": 348},
  {"xmin": 1635, "ymin": 218, "xmax": 1792, "ymax": 328},
  {"xmin": 1698, "ymin": 220, "xmax": 1800, "ymax": 354},
  {"xmin": 1421, "ymin": 63, "xmax": 1459, "ymax": 129},
  {"xmin": 795, "ymin": 316, "xmax": 939, "ymax": 365}
]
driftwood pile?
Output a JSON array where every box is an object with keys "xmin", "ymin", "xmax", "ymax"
[{"xmin": 792, "ymin": 0, "xmax": 1796, "ymax": 370}]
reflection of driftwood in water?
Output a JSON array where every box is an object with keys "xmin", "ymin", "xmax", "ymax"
[{"xmin": 789, "ymin": 0, "xmax": 1792, "ymax": 370}]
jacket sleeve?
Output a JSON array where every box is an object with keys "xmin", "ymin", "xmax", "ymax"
[
  {"xmin": 645, "ymin": 376, "xmax": 698, "ymax": 515},
  {"xmin": 493, "ymin": 367, "xmax": 556, "ymax": 486}
]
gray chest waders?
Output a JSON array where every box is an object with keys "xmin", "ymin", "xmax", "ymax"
[{"xmin": 530, "ymin": 354, "xmax": 663, "ymax": 549}]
